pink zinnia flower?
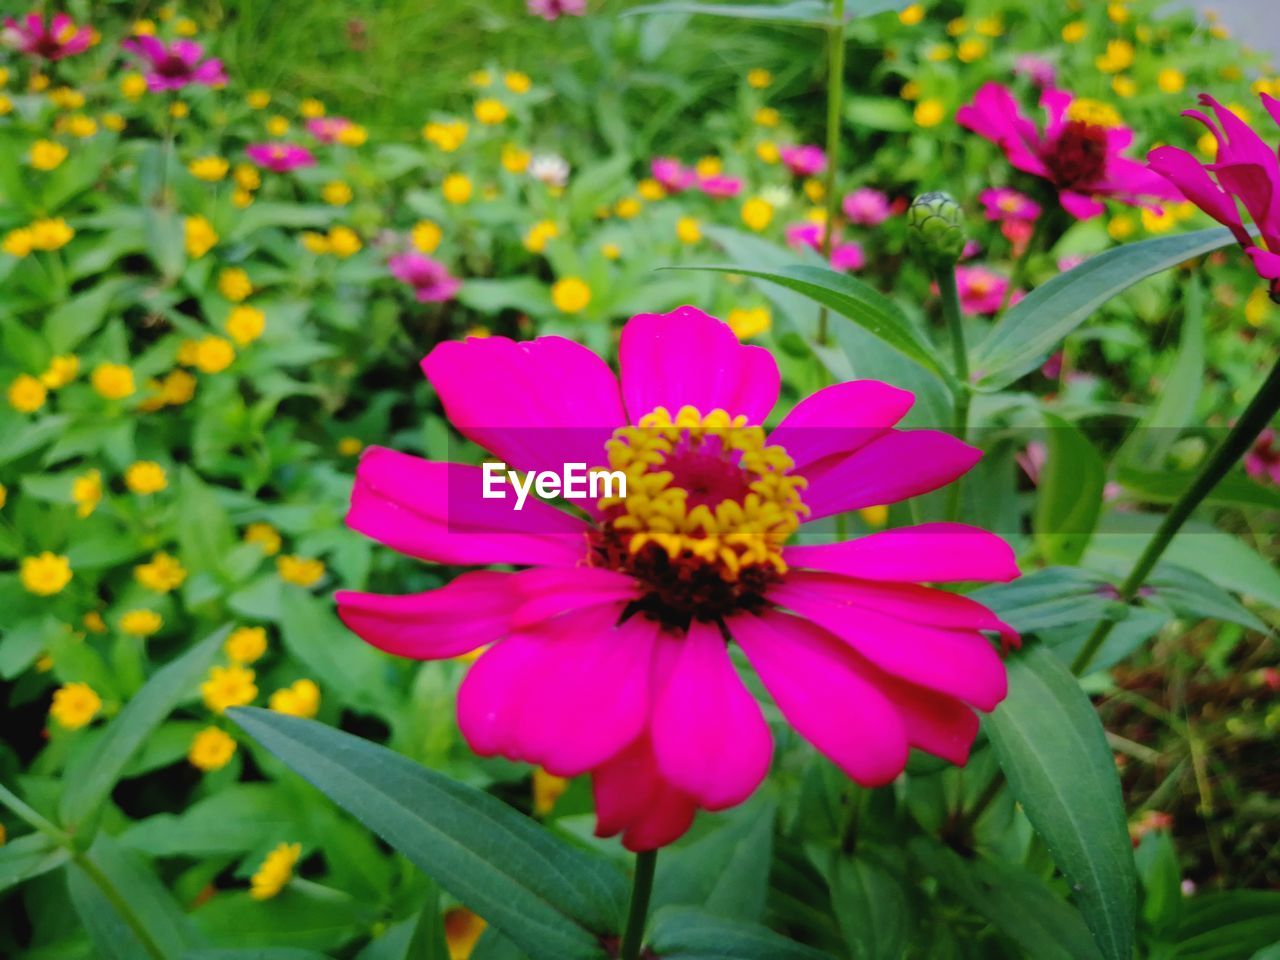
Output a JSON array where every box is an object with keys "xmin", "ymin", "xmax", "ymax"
[
  {"xmin": 3, "ymin": 12, "xmax": 93, "ymax": 61},
  {"xmin": 1245, "ymin": 428, "xmax": 1280, "ymax": 485},
  {"xmin": 958, "ymin": 82, "xmax": 1181, "ymax": 220},
  {"xmin": 121, "ymin": 36, "xmax": 227, "ymax": 92},
  {"xmin": 527, "ymin": 0, "xmax": 587, "ymax": 20},
  {"xmin": 831, "ymin": 241, "xmax": 866, "ymax": 272},
  {"xmin": 1148, "ymin": 93, "xmax": 1280, "ymax": 300},
  {"xmin": 954, "ymin": 266, "xmax": 1016, "ymax": 315},
  {"xmin": 843, "ymin": 188, "xmax": 892, "ymax": 226},
  {"xmin": 335, "ymin": 306, "xmax": 1019, "ymax": 851},
  {"xmin": 1013, "ymin": 55, "xmax": 1056, "ymax": 88},
  {"xmin": 651, "ymin": 157, "xmax": 695, "ymax": 193},
  {"xmin": 307, "ymin": 116, "xmax": 354, "ymax": 144},
  {"xmin": 780, "ymin": 144, "xmax": 827, "ymax": 177},
  {"xmin": 697, "ymin": 174, "xmax": 743, "ymax": 199},
  {"xmin": 978, "ymin": 187, "xmax": 1042, "ymax": 223},
  {"xmin": 244, "ymin": 142, "xmax": 316, "ymax": 173},
  {"xmin": 389, "ymin": 252, "xmax": 461, "ymax": 303},
  {"xmin": 785, "ymin": 221, "xmax": 824, "ymax": 250}
]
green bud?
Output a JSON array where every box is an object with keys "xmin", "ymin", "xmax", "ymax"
[{"xmin": 908, "ymin": 191, "xmax": 967, "ymax": 264}]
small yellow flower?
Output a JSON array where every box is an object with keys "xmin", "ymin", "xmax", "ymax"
[
  {"xmin": 244, "ymin": 523, "xmax": 282, "ymax": 556},
  {"xmin": 1158, "ymin": 68, "xmax": 1186, "ymax": 94},
  {"xmin": 445, "ymin": 908, "xmax": 487, "ymax": 960},
  {"xmin": 501, "ymin": 143, "xmax": 531, "ymax": 173},
  {"xmin": 84, "ymin": 611, "xmax": 107, "ymax": 633},
  {"xmin": 61, "ymin": 114, "xmax": 97, "ymax": 138},
  {"xmin": 913, "ymin": 98, "xmax": 946, "ymax": 127},
  {"xmin": 29, "ymin": 139, "xmax": 68, "ymax": 171},
  {"xmin": 727, "ymin": 306, "xmax": 771, "ymax": 340},
  {"xmin": 0, "ymin": 95, "xmax": 12, "ymax": 117},
  {"xmin": 175, "ymin": 17, "xmax": 199, "ymax": 36},
  {"xmin": 803, "ymin": 178, "xmax": 825, "ymax": 203},
  {"xmin": 29, "ymin": 218, "xmax": 74, "ymax": 251},
  {"xmin": 551, "ymin": 277, "xmax": 592, "ymax": 314},
  {"xmin": 40, "ymin": 354, "xmax": 79, "ymax": 389},
  {"xmin": 1141, "ymin": 207, "xmax": 1177, "ymax": 234},
  {"xmin": 189, "ymin": 727, "xmax": 236, "ymax": 771},
  {"xmin": 102, "ymin": 112, "xmax": 126, "ymax": 132},
  {"xmin": 250, "ymin": 842, "xmax": 301, "ymax": 900},
  {"xmin": 756, "ymin": 141, "xmax": 780, "ymax": 164},
  {"xmin": 169, "ymin": 102, "xmax": 189, "ymax": 119},
  {"xmin": 676, "ymin": 217, "xmax": 702, "ymax": 245},
  {"xmin": 125, "ymin": 461, "xmax": 168, "ymax": 495},
  {"xmin": 337, "ymin": 436, "xmax": 363, "ymax": 456},
  {"xmin": 956, "ymin": 37, "xmax": 987, "ymax": 63},
  {"xmin": 533, "ymin": 768, "xmax": 569, "ymax": 815},
  {"xmin": 336, "ymin": 123, "xmax": 368, "ymax": 147},
  {"xmin": 3, "ymin": 228, "xmax": 34, "ymax": 258},
  {"xmin": 1108, "ymin": 214, "xmax": 1136, "ymax": 241},
  {"xmin": 1111, "ymin": 75, "xmax": 1137, "ymax": 99},
  {"xmin": 50, "ymin": 682, "xmax": 101, "ymax": 730},
  {"xmin": 470, "ymin": 69, "xmax": 492, "ymax": 87},
  {"xmin": 1096, "ymin": 39, "xmax": 1134, "ymax": 74},
  {"xmin": 747, "ymin": 68, "xmax": 772, "ymax": 89},
  {"xmin": 21, "ymin": 552, "xmax": 72, "ymax": 596},
  {"xmin": 614, "ymin": 197, "xmax": 642, "ymax": 219},
  {"xmin": 423, "ymin": 120, "xmax": 469, "ymax": 152},
  {"xmin": 226, "ymin": 626, "xmax": 268, "ymax": 664},
  {"xmin": 300, "ymin": 231, "xmax": 330, "ymax": 255},
  {"xmin": 232, "ymin": 189, "xmax": 254, "ymax": 208},
  {"xmin": 859, "ymin": 504, "xmax": 889, "ymax": 527},
  {"xmin": 523, "ymin": 220, "xmax": 559, "ymax": 253},
  {"xmin": 189, "ymin": 156, "xmax": 229, "ymax": 181},
  {"xmin": 266, "ymin": 115, "xmax": 289, "ymax": 137},
  {"xmin": 247, "ymin": 90, "xmax": 271, "ymax": 109},
  {"xmin": 300, "ymin": 98, "xmax": 325, "ymax": 118},
  {"xmin": 185, "ymin": 215, "xmax": 218, "ymax": 258},
  {"xmin": 91, "ymin": 362, "xmax": 135, "ymax": 400},
  {"xmin": 29, "ymin": 74, "xmax": 50, "ymax": 93},
  {"xmin": 0, "ymin": 483, "xmax": 6, "ymax": 510},
  {"xmin": 121, "ymin": 73, "xmax": 147, "ymax": 100},
  {"xmin": 474, "ymin": 98, "xmax": 508, "ymax": 125},
  {"xmin": 601, "ymin": 242, "xmax": 621, "ymax": 260},
  {"xmin": 134, "ymin": 552, "xmax": 187, "ymax": 592},
  {"xmin": 637, "ymin": 178, "xmax": 666, "ymax": 201},
  {"xmin": 226, "ymin": 306, "xmax": 266, "ymax": 347},
  {"xmin": 327, "ymin": 226, "xmax": 362, "ymax": 258},
  {"xmin": 268, "ymin": 678, "xmax": 321, "ymax": 719},
  {"xmin": 8, "ymin": 374, "xmax": 47, "ymax": 413},
  {"xmin": 1245, "ymin": 286, "xmax": 1269, "ymax": 327},
  {"xmin": 119, "ymin": 609, "xmax": 163, "ymax": 637},
  {"xmin": 753, "ymin": 107, "xmax": 780, "ymax": 128},
  {"xmin": 234, "ymin": 163, "xmax": 262, "ymax": 191},
  {"xmin": 413, "ymin": 220, "xmax": 443, "ymax": 254},
  {"xmin": 504, "ymin": 70, "xmax": 532, "ymax": 93},
  {"xmin": 193, "ymin": 336, "xmax": 236, "ymax": 374},
  {"xmin": 741, "ymin": 197, "xmax": 774, "ymax": 232},
  {"xmin": 218, "ymin": 267, "xmax": 253, "ymax": 302},
  {"xmin": 925, "ymin": 43, "xmax": 951, "ymax": 62},
  {"xmin": 48, "ymin": 86, "xmax": 85, "ymax": 110},
  {"xmin": 1107, "ymin": 2, "xmax": 1129, "ymax": 23},
  {"xmin": 695, "ymin": 156, "xmax": 722, "ymax": 179},
  {"xmin": 72, "ymin": 469, "xmax": 102, "ymax": 518},
  {"xmin": 442, "ymin": 173, "xmax": 473, "ymax": 205},
  {"xmin": 159, "ymin": 369, "xmax": 196, "ymax": 405},
  {"xmin": 277, "ymin": 555, "xmax": 326, "ymax": 587},
  {"xmin": 1197, "ymin": 132, "xmax": 1218, "ymax": 159},
  {"xmin": 201, "ymin": 664, "xmax": 257, "ymax": 713},
  {"xmin": 975, "ymin": 16, "xmax": 1003, "ymax": 36},
  {"xmin": 322, "ymin": 180, "xmax": 353, "ymax": 206}
]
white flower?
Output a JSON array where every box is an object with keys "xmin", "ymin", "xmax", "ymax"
[{"xmin": 529, "ymin": 152, "xmax": 570, "ymax": 188}]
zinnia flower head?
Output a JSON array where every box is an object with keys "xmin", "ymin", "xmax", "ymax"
[
  {"xmin": 953, "ymin": 265, "xmax": 1019, "ymax": 315},
  {"xmin": 831, "ymin": 241, "xmax": 866, "ymax": 272},
  {"xmin": 651, "ymin": 157, "xmax": 695, "ymax": 193},
  {"xmin": 1013, "ymin": 54, "xmax": 1056, "ymax": 88},
  {"xmin": 3, "ymin": 13, "xmax": 93, "ymax": 61},
  {"xmin": 336, "ymin": 306, "xmax": 1020, "ymax": 851},
  {"xmin": 388, "ymin": 252, "xmax": 461, "ymax": 303},
  {"xmin": 244, "ymin": 142, "xmax": 316, "ymax": 173},
  {"xmin": 696, "ymin": 173, "xmax": 743, "ymax": 199},
  {"xmin": 1148, "ymin": 93, "xmax": 1280, "ymax": 301},
  {"xmin": 121, "ymin": 36, "xmax": 227, "ymax": 91},
  {"xmin": 978, "ymin": 187, "xmax": 1042, "ymax": 223},
  {"xmin": 527, "ymin": 0, "xmax": 587, "ymax": 20},
  {"xmin": 306, "ymin": 115, "xmax": 353, "ymax": 144},
  {"xmin": 785, "ymin": 221, "xmax": 824, "ymax": 251},
  {"xmin": 958, "ymin": 82, "xmax": 1182, "ymax": 219},
  {"xmin": 1245, "ymin": 428, "xmax": 1279, "ymax": 484},
  {"xmin": 842, "ymin": 188, "xmax": 892, "ymax": 226},
  {"xmin": 779, "ymin": 144, "xmax": 827, "ymax": 177}
]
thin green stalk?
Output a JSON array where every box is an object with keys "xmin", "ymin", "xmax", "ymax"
[
  {"xmin": 816, "ymin": 0, "xmax": 846, "ymax": 346},
  {"xmin": 71, "ymin": 850, "xmax": 168, "ymax": 960},
  {"xmin": 619, "ymin": 850, "xmax": 658, "ymax": 960},
  {"xmin": 934, "ymin": 261, "xmax": 970, "ymax": 519},
  {"xmin": 1072, "ymin": 355, "xmax": 1280, "ymax": 675},
  {"xmin": 0, "ymin": 781, "xmax": 67, "ymax": 842}
]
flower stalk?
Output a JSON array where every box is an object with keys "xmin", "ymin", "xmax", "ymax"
[
  {"xmin": 1072, "ymin": 355, "xmax": 1280, "ymax": 675},
  {"xmin": 619, "ymin": 849, "xmax": 658, "ymax": 960},
  {"xmin": 816, "ymin": 0, "xmax": 846, "ymax": 346}
]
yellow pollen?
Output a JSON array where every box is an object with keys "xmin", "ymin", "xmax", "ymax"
[{"xmin": 1065, "ymin": 98, "xmax": 1122, "ymax": 130}]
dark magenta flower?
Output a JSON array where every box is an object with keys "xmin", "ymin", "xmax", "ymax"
[
  {"xmin": 244, "ymin": 142, "xmax": 316, "ymax": 173},
  {"xmin": 122, "ymin": 36, "xmax": 227, "ymax": 91},
  {"xmin": 3, "ymin": 12, "xmax": 93, "ymax": 61},
  {"xmin": 843, "ymin": 188, "xmax": 892, "ymax": 226},
  {"xmin": 389, "ymin": 252, "xmax": 461, "ymax": 302},
  {"xmin": 780, "ymin": 144, "xmax": 827, "ymax": 177}
]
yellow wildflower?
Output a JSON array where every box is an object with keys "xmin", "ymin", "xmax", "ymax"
[
  {"xmin": 21, "ymin": 552, "xmax": 72, "ymax": 596},
  {"xmin": 189, "ymin": 727, "xmax": 236, "ymax": 771},
  {"xmin": 747, "ymin": 68, "xmax": 772, "ymax": 88},
  {"xmin": 201, "ymin": 664, "xmax": 257, "ymax": 713},
  {"xmin": 8, "ymin": 374, "xmax": 46, "ymax": 413},
  {"xmin": 193, "ymin": 336, "xmax": 235, "ymax": 374},
  {"xmin": 726, "ymin": 305, "xmax": 772, "ymax": 340},
  {"xmin": 899, "ymin": 4, "xmax": 924, "ymax": 25},
  {"xmin": 91, "ymin": 362, "xmax": 135, "ymax": 399},
  {"xmin": 234, "ymin": 164, "xmax": 261, "ymax": 191},
  {"xmin": 226, "ymin": 306, "xmax": 266, "ymax": 346},
  {"xmin": 266, "ymin": 116, "xmax": 289, "ymax": 137},
  {"xmin": 474, "ymin": 98, "xmax": 508, "ymax": 124},
  {"xmin": 250, "ymin": 842, "xmax": 301, "ymax": 900},
  {"xmin": 121, "ymin": 73, "xmax": 147, "ymax": 100},
  {"xmin": 244, "ymin": 523, "xmax": 282, "ymax": 556},
  {"xmin": 50, "ymin": 682, "xmax": 101, "ymax": 730},
  {"xmin": 338, "ymin": 436, "xmax": 363, "ymax": 456},
  {"xmin": 754, "ymin": 107, "xmax": 780, "ymax": 128},
  {"xmin": 218, "ymin": 267, "xmax": 253, "ymax": 302},
  {"xmin": 322, "ymin": 180, "xmax": 353, "ymax": 206},
  {"xmin": 501, "ymin": 144, "xmax": 531, "ymax": 173},
  {"xmin": 29, "ymin": 218, "xmax": 74, "ymax": 251},
  {"xmin": 226, "ymin": 626, "xmax": 269, "ymax": 664},
  {"xmin": 268, "ymin": 679, "xmax": 321, "ymax": 719},
  {"xmin": 72, "ymin": 470, "xmax": 102, "ymax": 518},
  {"xmin": 327, "ymin": 226, "xmax": 362, "ymax": 258},
  {"xmin": 300, "ymin": 98, "xmax": 325, "ymax": 118},
  {"xmin": 524, "ymin": 220, "xmax": 559, "ymax": 253},
  {"xmin": 184, "ymin": 215, "xmax": 218, "ymax": 258},
  {"xmin": 125, "ymin": 461, "xmax": 168, "ymax": 494},
  {"xmin": 914, "ymin": 99, "xmax": 946, "ymax": 127},
  {"xmin": 504, "ymin": 71, "xmax": 532, "ymax": 93},
  {"xmin": 551, "ymin": 277, "xmax": 591, "ymax": 314},
  {"xmin": 676, "ymin": 217, "xmax": 701, "ymax": 244},
  {"xmin": 134, "ymin": 552, "xmax": 187, "ymax": 592},
  {"xmin": 119, "ymin": 609, "xmax": 163, "ymax": 637},
  {"xmin": 442, "ymin": 173, "xmax": 473, "ymax": 204},
  {"xmin": 247, "ymin": 90, "xmax": 271, "ymax": 109},
  {"xmin": 741, "ymin": 197, "xmax": 773, "ymax": 232},
  {"xmin": 413, "ymin": 220, "xmax": 443, "ymax": 253},
  {"xmin": 40, "ymin": 354, "xmax": 79, "ymax": 389},
  {"xmin": 277, "ymin": 555, "xmax": 325, "ymax": 587},
  {"xmin": 189, "ymin": 156, "xmax": 229, "ymax": 181},
  {"xmin": 29, "ymin": 139, "xmax": 68, "ymax": 170}
]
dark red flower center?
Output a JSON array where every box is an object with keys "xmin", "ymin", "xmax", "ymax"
[
  {"xmin": 1044, "ymin": 121, "xmax": 1109, "ymax": 189},
  {"xmin": 156, "ymin": 54, "xmax": 194, "ymax": 79}
]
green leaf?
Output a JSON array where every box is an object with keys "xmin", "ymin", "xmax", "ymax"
[
  {"xmin": 456, "ymin": 278, "xmax": 554, "ymax": 315},
  {"xmin": 970, "ymin": 228, "xmax": 1236, "ymax": 390},
  {"xmin": 986, "ymin": 644, "xmax": 1136, "ymax": 960},
  {"xmin": 624, "ymin": 0, "xmax": 834, "ymax": 26},
  {"xmin": 175, "ymin": 467, "xmax": 237, "ymax": 579},
  {"xmin": 122, "ymin": 784, "xmax": 294, "ymax": 858},
  {"xmin": 278, "ymin": 589, "xmax": 390, "ymax": 711},
  {"xmin": 1115, "ymin": 464, "xmax": 1280, "ymax": 511},
  {"xmin": 1174, "ymin": 891, "xmax": 1280, "ymax": 960},
  {"xmin": 971, "ymin": 567, "xmax": 1119, "ymax": 635},
  {"xmin": 228, "ymin": 708, "xmax": 625, "ymax": 960},
  {"xmin": 1146, "ymin": 564, "xmax": 1266, "ymax": 632},
  {"xmin": 46, "ymin": 277, "xmax": 135, "ymax": 353},
  {"xmin": 145, "ymin": 207, "xmax": 187, "ymax": 282},
  {"xmin": 686, "ymin": 264, "xmax": 949, "ymax": 381},
  {"xmin": 828, "ymin": 855, "xmax": 911, "ymax": 960},
  {"xmin": 845, "ymin": 96, "xmax": 913, "ymax": 132},
  {"xmin": 647, "ymin": 906, "xmax": 833, "ymax": 959},
  {"xmin": 59, "ymin": 626, "xmax": 228, "ymax": 828},
  {"xmin": 183, "ymin": 950, "xmax": 335, "ymax": 960},
  {"xmin": 1035, "ymin": 413, "xmax": 1106, "ymax": 566},
  {"xmin": 0, "ymin": 832, "xmax": 70, "ymax": 894},
  {"xmin": 192, "ymin": 890, "xmax": 367, "ymax": 953},
  {"xmin": 228, "ymin": 204, "xmax": 334, "ymax": 241}
]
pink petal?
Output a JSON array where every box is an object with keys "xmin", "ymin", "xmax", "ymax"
[
  {"xmin": 956, "ymin": 83, "xmax": 1050, "ymax": 178},
  {"xmin": 508, "ymin": 566, "xmax": 640, "ymax": 627},
  {"xmin": 1262, "ymin": 93, "xmax": 1280, "ymax": 129},
  {"xmin": 784, "ymin": 522, "xmax": 1019, "ymax": 583},
  {"xmin": 347, "ymin": 447, "xmax": 589, "ymax": 567},
  {"xmin": 1148, "ymin": 145, "xmax": 1248, "ymax": 235},
  {"xmin": 618, "ymin": 306, "xmax": 780, "ymax": 425},
  {"xmin": 592, "ymin": 736, "xmax": 698, "ymax": 851},
  {"xmin": 873, "ymin": 673, "xmax": 979, "ymax": 766},
  {"xmin": 1058, "ymin": 190, "xmax": 1107, "ymax": 220},
  {"xmin": 1247, "ymin": 246, "xmax": 1280, "ymax": 279},
  {"xmin": 729, "ymin": 610, "xmax": 909, "ymax": 785},
  {"xmin": 800, "ymin": 430, "xmax": 981, "ymax": 521},
  {"xmin": 768, "ymin": 380, "xmax": 915, "ymax": 470},
  {"xmin": 421, "ymin": 335, "xmax": 626, "ymax": 481},
  {"xmin": 767, "ymin": 576, "xmax": 1008, "ymax": 710},
  {"xmin": 651, "ymin": 620, "xmax": 772, "ymax": 809}
]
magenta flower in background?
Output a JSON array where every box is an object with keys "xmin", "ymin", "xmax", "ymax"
[
  {"xmin": 122, "ymin": 36, "xmax": 227, "ymax": 91},
  {"xmin": 697, "ymin": 174, "xmax": 743, "ymax": 199},
  {"xmin": 307, "ymin": 116, "xmax": 354, "ymax": 144},
  {"xmin": 651, "ymin": 157, "xmax": 695, "ymax": 193},
  {"xmin": 335, "ymin": 306, "xmax": 1019, "ymax": 851},
  {"xmin": 1013, "ymin": 54, "xmax": 1056, "ymax": 88},
  {"xmin": 831, "ymin": 241, "xmax": 866, "ymax": 272},
  {"xmin": 527, "ymin": 0, "xmax": 587, "ymax": 20},
  {"xmin": 954, "ymin": 265, "xmax": 1017, "ymax": 315},
  {"xmin": 1245, "ymin": 428, "xmax": 1280, "ymax": 485},
  {"xmin": 3, "ymin": 12, "xmax": 93, "ymax": 61},
  {"xmin": 1148, "ymin": 93, "xmax": 1280, "ymax": 300},
  {"xmin": 843, "ymin": 188, "xmax": 892, "ymax": 226},
  {"xmin": 957, "ymin": 82, "xmax": 1182, "ymax": 219},
  {"xmin": 785, "ymin": 221, "xmax": 824, "ymax": 251},
  {"xmin": 244, "ymin": 142, "xmax": 316, "ymax": 173},
  {"xmin": 389, "ymin": 252, "xmax": 461, "ymax": 303},
  {"xmin": 979, "ymin": 187, "xmax": 1042, "ymax": 223},
  {"xmin": 780, "ymin": 144, "xmax": 827, "ymax": 177}
]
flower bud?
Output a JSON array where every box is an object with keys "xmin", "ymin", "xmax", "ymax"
[{"xmin": 908, "ymin": 191, "xmax": 967, "ymax": 264}]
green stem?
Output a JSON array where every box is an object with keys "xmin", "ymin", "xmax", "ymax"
[
  {"xmin": 72, "ymin": 850, "xmax": 168, "ymax": 960},
  {"xmin": 934, "ymin": 261, "xmax": 970, "ymax": 519},
  {"xmin": 816, "ymin": 0, "xmax": 846, "ymax": 346},
  {"xmin": 619, "ymin": 850, "xmax": 658, "ymax": 960},
  {"xmin": 1071, "ymin": 354, "xmax": 1280, "ymax": 675},
  {"xmin": 0, "ymin": 781, "xmax": 67, "ymax": 842}
]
